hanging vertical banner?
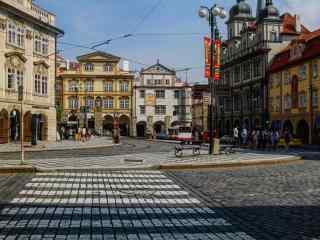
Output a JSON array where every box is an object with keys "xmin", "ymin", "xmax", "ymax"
[
  {"xmin": 214, "ymin": 39, "xmax": 221, "ymax": 81},
  {"xmin": 204, "ymin": 37, "xmax": 211, "ymax": 79}
]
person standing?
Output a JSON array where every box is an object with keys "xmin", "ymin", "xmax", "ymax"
[
  {"xmin": 284, "ymin": 129, "xmax": 291, "ymax": 151},
  {"xmin": 233, "ymin": 126, "xmax": 239, "ymax": 146},
  {"xmin": 241, "ymin": 127, "xmax": 248, "ymax": 147}
]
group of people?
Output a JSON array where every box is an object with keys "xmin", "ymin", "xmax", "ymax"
[
  {"xmin": 233, "ymin": 126, "xmax": 292, "ymax": 150},
  {"xmin": 59, "ymin": 126, "xmax": 92, "ymax": 142}
]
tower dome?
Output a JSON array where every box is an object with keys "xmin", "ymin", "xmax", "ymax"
[
  {"xmin": 259, "ymin": 0, "xmax": 280, "ymax": 20},
  {"xmin": 229, "ymin": 0, "xmax": 252, "ymax": 20}
]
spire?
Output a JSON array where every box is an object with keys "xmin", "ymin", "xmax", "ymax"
[{"xmin": 257, "ymin": 0, "xmax": 266, "ymax": 18}]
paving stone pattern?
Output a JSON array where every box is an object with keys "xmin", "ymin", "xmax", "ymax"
[
  {"xmin": 170, "ymin": 160, "xmax": 320, "ymax": 240},
  {"xmin": 0, "ymin": 170, "xmax": 263, "ymax": 240}
]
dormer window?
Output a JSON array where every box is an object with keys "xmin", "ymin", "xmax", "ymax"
[
  {"xmin": 104, "ymin": 63, "xmax": 113, "ymax": 72},
  {"xmin": 84, "ymin": 63, "xmax": 94, "ymax": 72}
]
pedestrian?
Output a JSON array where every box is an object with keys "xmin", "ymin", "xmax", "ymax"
[
  {"xmin": 257, "ymin": 129, "xmax": 263, "ymax": 150},
  {"xmin": 233, "ymin": 126, "xmax": 239, "ymax": 146},
  {"xmin": 82, "ymin": 127, "xmax": 86, "ymax": 142},
  {"xmin": 241, "ymin": 127, "xmax": 248, "ymax": 147},
  {"xmin": 251, "ymin": 130, "xmax": 256, "ymax": 149},
  {"xmin": 284, "ymin": 129, "xmax": 291, "ymax": 151},
  {"xmin": 271, "ymin": 130, "xmax": 280, "ymax": 150}
]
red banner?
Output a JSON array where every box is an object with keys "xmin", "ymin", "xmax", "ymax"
[
  {"xmin": 204, "ymin": 37, "xmax": 211, "ymax": 79},
  {"xmin": 214, "ymin": 39, "xmax": 221, "ymax": 81}
]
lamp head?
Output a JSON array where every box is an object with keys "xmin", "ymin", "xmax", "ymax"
[{"xmin": 198, "ymin": 6, "xmax": 209, "ymax": 18}]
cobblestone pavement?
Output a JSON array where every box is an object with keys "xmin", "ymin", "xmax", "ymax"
[
  {"xmin": 0, "ymin": 150, "xmax": 298, "ymax": 170},
  {"xmin": 0, "ymin": 139, "xmax": 173, "ymax": 161},
  {"xmin": 0, "ymin": 170, "xmax": 267, "ymax": 240},
  {"xmin": 0, "ymin": 137, "xmax": 114, "ymax": 153},
  {"xmin": 170, "ymin": 159, "xmax": 320, "ymax": 240}
]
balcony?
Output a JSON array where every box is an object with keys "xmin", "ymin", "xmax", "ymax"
[{"xmin": 3, "ymin": 0, "xmax": 56, "ymax": 26}]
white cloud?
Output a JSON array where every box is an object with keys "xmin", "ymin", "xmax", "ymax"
[{"xmin": 281, "ymin": 0, "xmax": 320, "ymax": 30}]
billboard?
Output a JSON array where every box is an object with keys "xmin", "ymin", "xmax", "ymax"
[
  {"xmin": 214, "ymin": 39, "xmax": 222, "ymax": 81},
  {"xmin": 204, "ymin": 37, "xmax": 211, "ymax": 79}
]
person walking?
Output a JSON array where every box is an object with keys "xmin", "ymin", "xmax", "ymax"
[
  {"xmin": 241, "ymin": 127, "xmax": 248, "ymax": 147},
  {"xmin": 284, "ymin": 129, "xmax": 291, "ymax": 151},
  {"xmin": 233, "ymin": 126, "xmax": 239, "ymax": 146}
]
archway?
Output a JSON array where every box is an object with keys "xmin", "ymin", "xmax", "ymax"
[
  {"xmin": 119, "ymin": 115, "xmax": 130, "ymax": 136},
  {"xmin": 136, "ymin": 121, "xmax": 147, "ymax": 138},
  {"xmin": 244, "ymin": 119, "xmax": 250, "ymax": 130},
  {"xmin": 38, "ymin": 114, "xmax": 48, "ymax": 141},
  {"xmin": 225, "ymin": 120, "xmax": 231, "ymax": 135},
  {"xmin": 234, "ymin": 119, "xmax": 240, "ymax": 128},
  {"xmin": 296, "ymin": 120, "xmax": 309, "ymax": 144},
  {"xmin": 10, "ymin": 109, "xmax": 20, "ymax": 141},
  {"xmin": 0, "ymin": 109, "xmax": 9, "ymax": 144},
  {"xmin": 23, "ymin": 112, "xmax": 32, "ymax": 142},
  {"xmin": 88, "ymin": 117, "xmax": 95, "ymax": 130},
  {"xmin": 283, "ymin": 120, "xmax": 294, "ymax": 135},
  {"xmin": 103, "ymin": 115, "xmax": 113, "ymax": 136},
  {"xmin": 153, "ymin": 121, "xmax": 166, "ymax": 134}
]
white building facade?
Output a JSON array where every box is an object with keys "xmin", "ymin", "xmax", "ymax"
[
  {"xmin": 0, "ymin": 0, "xmax": 63, "ymax": 144},
  {"xmin": 133, "ymin": 62, "xmax": 192, "ymax": 137}
]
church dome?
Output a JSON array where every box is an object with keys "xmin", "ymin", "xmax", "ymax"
[
  {"xmin": 229, "ymin": 0, "xmax": 252, "ymax": 19},
  {"xmin": 259, "ymin": 1, "xmax": 280, "ymax": 20}
]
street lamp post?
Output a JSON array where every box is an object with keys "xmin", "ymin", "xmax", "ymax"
[{"xmin": 199, "ymin": 4, "xmax": 226, "ymax": 154}]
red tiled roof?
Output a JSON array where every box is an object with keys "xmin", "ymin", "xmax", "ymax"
[
  {"xmin": 270, "ymin": 29, "xmax": 320, "ymax": 73},
  {"xmin": 281, "ymin": 13, "xmax": 310, "ymax": 35}
]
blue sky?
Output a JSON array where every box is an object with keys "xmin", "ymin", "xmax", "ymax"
[{"xmin": 35, "ymin": 0, "xmax": 319, "ymax": 83}]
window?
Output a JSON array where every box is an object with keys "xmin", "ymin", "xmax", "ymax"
[
  {"xmin": 34, "ymin": 73, "xmax": 47, "ymax": 96},
  {"xmin": 34, "ymin": 35, "xmax": 41, "ymax": 53},
  {"xmin": 312, "ymin": 61, "xmax": 318, "ymax": 79},
  {"xmin": 42, "ymin": 37, "xmax": 49, "ymax": 55},
  {"xmin": 140, "ymin": 105, "xmax": 145, "ymax": 115},
  {"xmin": 155, "ymin": 90, "xmax": 165, "ymax": 98},
  {"xmin": 120, "ymin": 98, "xmax": 129, "ymax": 109},
  {"xmin": 68, "ymin": 97, "xmax": 79, "ymax": 109},
  {"xmin": 103, "ymin": 98, "xmax": 113, "ymax": 109},
  {"xmin": 299, "ymin": 64, "xmax": 307, "ymax": 80},
  {"xmin": 120, "ymin": 82, "xmax": 129, "ymax": 92},
  {"xmin": 270, "ymin": 31, "xmax": 277, "ymax": 42},
  {"xmin": 312, "ymin": 90, "xmax": 318, "ymax": 107},
  {"xmin": 85, "ymin": 97, "xmax": 94, "ymax": 110},
  {"xmin": 234, "ymin": 65, "xmax": 240, "ymax": 83},
  {"xmin": 147, "ymin": 79, "xmax": 153, "ymax": 85},
  {"xmin": 84, "ymin": 63, "xmax": 94, "ymax": 72},
  {"xmin": 69, "ymin": 80, "xmax": 78, "ymax": 92},
  {"xmin": 84, "ymin": 80, "xmax": 93, "ymax": 92},
  {"xmin": 7, "ymin": 22, "xmax": 24, "ymax": 48},
  {"xmin": 41, "ymin": 75, "xmax": 48, "ymax": 95},
  {"xmin": 140, "ymin": 90, "xmax": 145, "ymax": 98},
  {"xmin": 35, "ymin": 74, "xmax": 41, "ymax": 94},
  {"xmin": 284, "ymin": 95, "xmax": 292, "ymax": 110},
  {"xmin": 104, "ymin": 82, "xmax": 113, "ymax": 92},
  {"xmin": 283, "ymin": 70, "xmax": 290, "ymax": 85},
  {"xmin": 299, "ymin": 93, "xmax": 307, "ymax": 108},
  {"xmin": 7, "ymin": 68, "xmax": 23, "ymax": 90},
  {"xmin": 174, "ymin": 90, "xmax": 180, "ymax": 99},
  {"xmin": 155, "ymin": 105, "xmax": 166, "ymax": 115},
  {"xmin": 275, "ymin": 96, "xmax": 281, "ymax": 112},
  {"xmin": 104, "ymin": 63, "xmax": 113, "ymax": 72},
  {"xmin": 166, "ymin": 79, "xmax": 170, "ymax": 85}
]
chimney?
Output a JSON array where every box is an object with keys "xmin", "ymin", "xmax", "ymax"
[{"xmin": 295, "ymin": 15, "xmax": 301, "ymax": 33}]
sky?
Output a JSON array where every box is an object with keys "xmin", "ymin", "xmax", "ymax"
[{"xmin": 35, "ymin": 0, "xmax": 320, "ymax": 83}]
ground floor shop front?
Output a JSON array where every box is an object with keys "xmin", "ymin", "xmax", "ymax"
[{"xmin": 0, "ymin": 103, "xmax": 56, "ymax": 144}]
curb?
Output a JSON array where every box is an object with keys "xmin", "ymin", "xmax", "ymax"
[
  {"xmin": 0, "ymin": 165, "xmax": 36, "ymax": 174},
  {"xmin": 32, "ymin": 156, "xmax": 303, "ymax": 172},
  {"xmin": 158, "ymin": 156, "xmax": 303, "ymax": 170},
  {"xmin": 0, "ymin": 143, "xmax": 119, "ymax": 154}
]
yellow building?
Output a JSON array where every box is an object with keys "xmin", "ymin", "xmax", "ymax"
[
  {"xmin": 269, "ymin": 30, "xmax": 320, "ymax": 144},
  {"xmin": 0, "ymin": 0, "xmax": 63, "ymax": 144},
  {"xmin": 57, "ymin": 51, "xmax": 134, "ymax": 136}
]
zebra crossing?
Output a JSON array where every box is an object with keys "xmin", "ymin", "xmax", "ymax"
[{"xmin": 0, "ymin": 170, "xmax": 257, "ymax": 240}]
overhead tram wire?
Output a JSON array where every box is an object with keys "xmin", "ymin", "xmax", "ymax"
[{"xmin": 90, "ymin": 0, "xmax": 163, "ymax": 49}]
